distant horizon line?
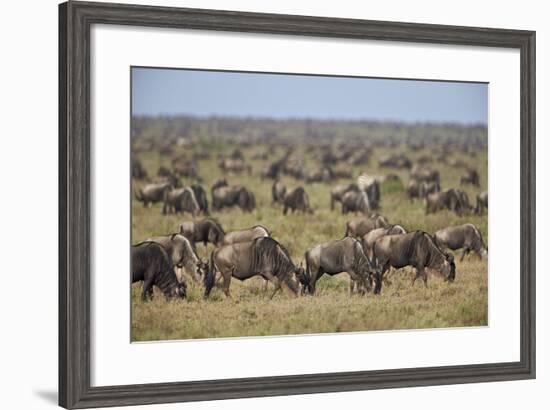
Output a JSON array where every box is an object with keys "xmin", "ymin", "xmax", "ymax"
[{"xmin": 131, "ymin": 113, "xmax": 488, "ymax": 128}]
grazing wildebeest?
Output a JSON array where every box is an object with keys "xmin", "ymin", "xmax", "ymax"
[
  {"xmin": 373, "ymin": 231, "xmax": 455, "ymax": 293},
  {"xmin": 304, "ymin": 237, "xmax": 380, "ymax": 295},
  {"xmin": 272, "ymin": 179, "xmax": 287, "ymax": 204},
  {"xmin": 362, "ymin": 224, "xmax": 407, "ymax": 258},
  {"xmin": 191, "ymin": 184, "xmax": 209, "ymax": 215},
  {"xmin": 378, "ymin": 154, "xmax": 412, "ymax": 169},
  {"xmin": 131, "ymin": 241, "xmax": 187, "ymax": 301},
  {"xmin": 341, "ymin": 190, "xmax": 370, "ymax": 214},
  {"xmin": 204, "ymin": 237, "xmax": 307, "ymax": 299},
  {"xmin": 219, "ymin": 157, "xmax": 252, "ymax": 175},
  {"xmin": 283, "ymin": 186, "xmax": 313, "ymax": 214},
  {"xmin": 345, "ymin": 215, "xmax": 389, "ymax": 238},
  {"xmin": 330, "ymin": 183, "xmax": 359, "ymax": 210},
  {"xmin": 135, "ymin": 182, "xmax": 171, "ymax": 207},
  {"xmin": 460, "ymin": 168, "xmax": 480, "ymax": 187},
  {"xmin": 173, "ymin": 160, "xmax": 200, "ymax": 179},
  {"xmin": 147, "ymin": 234, "xmax": 208, "ymax": 283},
  {"xmin": 221, "ymin": 225, "xmax": 270, "ymax": 246},
  {"xmin": 211, "ymin": 179, "xmax": 256, "ymax": 212},
  {"xmin": 406, "ymin": 179, "xmax": 440, "ymax": 201},
  {"xmin": 305, "ymin": 167, "xmax": 334, "ymax": 183},
  {"xmin": 357, "ymin": 174, "xmax": 381, "ymax": 210},
  {"xmin": 162, "ymin": 187, "xmax": 200, "ymax": 216},
  {"xmin": 434, "ymin": 223, "xmax": 487, "ymax": 261},
  {"xmin": 425, "ymin": 189, "xmax": 471, "ymax": 216},
  {"xmin": 475, "ymin": 191, "xmax": 488, "ymax": 215},
  {"xmin": 179, "ymin": 218, "xmax": 225, "ymax": 249}
]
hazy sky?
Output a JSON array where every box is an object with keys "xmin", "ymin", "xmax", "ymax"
[{"xmin": 132, "ymin": 67, "xmax": 487, "ymax": 125}]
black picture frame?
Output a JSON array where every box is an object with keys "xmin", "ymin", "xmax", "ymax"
[{"xmin": 59, "ymin": 1, "xmax": 536, "ymax": 408}]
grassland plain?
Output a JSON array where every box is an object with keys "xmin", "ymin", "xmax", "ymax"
[{"xmin": 131, "ymin": 140, "xmax": 488, "ymax": 341}]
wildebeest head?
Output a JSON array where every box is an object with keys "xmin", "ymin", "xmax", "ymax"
[
  {"xmin": 368, "ymin": 255, "xmax": 384, "ymax": 295},
  {"xmin": 294, "ymin": 262, "xmax": 311, "ymax": 295},
  {"xmin": 195, "ymin": 260, "xmax": 208, "ymax": 282},
  {"xmin": 207, "ymin": 223, "xmax": 225, "ymax": 246},
  {"xmin": 441, "ymin": 253, "xmax": 456, "ymax": 282},
  {"xmin": 174, "ymin": 281, "xmax": 187, "ymax": 299}
]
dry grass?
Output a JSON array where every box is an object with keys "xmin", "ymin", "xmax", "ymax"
[{"xmin": 131, "ymin": 143, "xmax": 488, "ymax": 341}]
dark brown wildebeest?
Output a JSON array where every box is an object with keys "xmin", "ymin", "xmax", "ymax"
[
  {"xmin": 362, "ymin": 224, "xmax": 407, "ymax": 258},
  {"xmin": 283, "ymin": 186, "xmax": 313, "ymax": 214},
  {"xmin": 272, "ymin": 179, "xmax": 287, "ymax": 204},
  {"xmin": 221, "ymin": 225, "xmax": 270, "ymax": 246},
  {"xmin": 406, "ymin": 179, "xmax": 440, "ymax": 201},
  {"xmin": 460, "ymin": 168, "xmax": 480, "ymax": 187},
  {"xmin": 410, "ymin": 165, "xmax": 440, "ymax": 184},
  {"xmin": 345, "ymin": 214, "xmax": 389, "ymax": 238},
  {"xmin": 304, "ymin": 237, "xmax": 380, "ymax": 295},
  {"xmin": 425, "ymin": 189, "xmax": 471, "ymax": 216},
  {"xmin": 132, "ymin": 159, "xmax": 147, "ymax": 179},
  {"xmin": 305, "ymin": 167, "xmax": 333, "ymax": 183},
  {"xmin": 203, "ymin": 237, "xmax": 307, "ymax": 299},
  {"xmin": 179, "ymin": 218, "xmax": 225, "ymax": 249},
  {"xmin": 162, "ymin": 187, "xmax": 200, "ymax": 216},
  {"xmin": 378, "ymin": 154, "xmax": 412, "ymax": 169},
  {"xmin": 372, "ymin": 231, "xmax": 455, "ymax": 293},
  {"xmin": 341, "ymin": 190, "xmax": 370, "ymax": 214},
  {"xmin": 190, "ymin": 184, "xmax": 209, "ymax": 215},
  {"xmin": 131, "ymin": 241, "xmax": 187, "ymax": 301},
  {"xmin": 134, "ymin": 182, "xmax": 171, "ymax": 207},
  {"xmin": 434, "ymin": 223, "xmax": 487, "ymax": 261},
  {"xmin": 147, "ymin": 234, "xmax": 207, "ymax": 283},
  {"xmin": 330, "ymin": 184, "xmax": 359, "ymax": 211},
  {"xmin": 475, "ymin": 191, "xmax": 488, "ymax": 215},
  {"xmin": 211, "ymin": 179, "xmax": 256, "ymax": 212}
]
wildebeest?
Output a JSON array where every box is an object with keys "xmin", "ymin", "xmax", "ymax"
[
  {"xmin": 410, "ymin": 165, "xmax": 440, "ymax": 184},
  {"xmin": 434, "ymin": 223, "xmax": 487, "ymax": 261},
  {"xmin": 362, "ymin": 224, "xmax": 407, "ymax": 258},
  {"xmin": 131, "ymin": 241, "xmax": 187, "ymax": 301},
  {"xmin": 172, "ymin": 160, "xmax": 200, "ymax": 179},
  {"xmin": 147, "ymin": 234, "xmax": 207, "ymax": 282},
  {"xmin": 379, "ymin": 154, "xmax": 412, "ymax": 169},
  {"xmin": 204, "ymin": 237, "xmax": 307, "ymax": 299},
  {"xmin": 162, "ymin": 187, "xmax": 200, "ymax": 216},
  {"xmin": 373, "ymin": 231, "xmax": 455, "ymax": 293},
  {"xmin": 304, "ymin": 237, "xmax": 380, "ymax": 295},
  {"xmin": 135, "ymin": 182, "xmax": 171, "ymax": 207},
  {"xmin": 190, "ymin": 184, "xmax": 209, "ymax": 215},
  {"xmin": 345, "ymin": 214, "xmax": 389, "ymax": 238},
  {"xmin": 283, "ymin": 186, "xmax": 313, "ymax": 214},
  {"xmin": 460, "ymin": 168, "xmax": 480, "ymax": 187},
  {"xmin": 305, "ymin": 167, "xmax": 333, "ymax": 183},
  {"xmin": 179, "ymin": 218, "xmax": 225, "ymax": 249},
  {"xmin": 272, "ymin": 179, "xmax": 287, "ymax": 204},
  {"xmin": 425, "ymin": 189, "xmax": 471, "ymax": 216},
  {"xmin": 341, "ymin": 190, "xmax": 370, "ymax": 214},
  {"xmin": 330, "ymin": 183, "xmax": 359, "ymax": 211},
  {"xmin": 357, "ymin": 174, "xmax": 381, "ymax": 210},
  {"xmin": 406, "ymin": 179, "xmax": 440, "ymax": 201},
  {"xmin": 475, "ymin": 191, "xmax": 488, "ymax": 215},
  {"xmin": 211, "ymin": 179, "xmax": 256, "ymax": 212},
  {"xmin": 221, "ymin": 225, "xmax": 270, "ymax": 246},
  {"xmin": 219, "ymin": 157, "xmax": 252, "ymax": 175}
]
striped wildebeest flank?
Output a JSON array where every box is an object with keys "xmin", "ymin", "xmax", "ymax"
[
  {"xmin": 362, "ymin": 224, "xmax": 407, "ymax": 258},
  {"xmin": 357, "ymin": 174, "xmax": 381, "ymax": 210},
  {"xmin": 460, "ymin": 168, "xmax": 480, "ymax": 187},
  {"xmin": 372, "ymin": 231, "xmax": 456, "ymax": 294},
  {"xmin": 162, "ymin": 187, "xmax": 200, "ymax": 216},
  {"xmin": 406, "ymin": 179, "xmax": 440, "ymax": 202},
  {"xmin": 203, "ymin": 237, "xmax": 307, "ymax": 299},
  {"xmin": 271, "ymin": 179, "xmax": 287, "ymax": 204},
  {"xmin": 345, "ymin": 214, "xmax": 389, "ymax": 238},
  {"xmin": 304, "ymin": 237, "xmax": 380, "ymax": 296},
  {"xmin": 134, "ymin": 181, "xmax": 171, "ymax": 207},
  {"xmin": 341, "ymin": 190, "xmax": 370, "ymax": 215},
  {"xmin": 329, "ymin": 183, "xmax": 359, "ymax": 211},
  {"xmin": 131, "ymin": 241, "xmax": 187, "ymax": 301},
  {"xmin": 434, "ymin": 223, "xmax": 488, "ymax": 261},
  {"xmin": 147, "ymin": 234, "xmax": 208, "ymax": 283},
  {"xmin": 221, "ymin": 225, "xmax": 271, "ymax": 246},
  {"xmin": 282, "ymin": 186, "xmax": 313, "ymax": 215},
  {"xmin": 179, "ymin": 218, "xmax": 225, "ymax": 249},
  {"xmin": 190, "ymin": 183, "xmax": 209, "ymax": 215}
]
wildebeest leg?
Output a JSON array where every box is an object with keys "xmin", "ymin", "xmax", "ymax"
[
  {"xmin": 141, "ymin": 277, "xmax": 154, "ymax": 301},
  {"xmin": 460, "ymin": 248, "xmax": 468, "ymax": 262},
  {"xmin": 349, "ymin": 279, "xmax": 356, "ymax": 295},
  {"xmin": 347, "ymin": 271, "xmax": 364, "ymax": 295},
  {"xmin": 221, "ymin": 269, "xmax": 232, "ymax": 298},
  {"xmin": 421, "ymin": 268, "xmax": 428, "ymax": 287}
]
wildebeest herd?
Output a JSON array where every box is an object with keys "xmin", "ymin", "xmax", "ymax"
[{"xmin": 131, "ymin": 117, "xmax": 488, "ymax": 339}]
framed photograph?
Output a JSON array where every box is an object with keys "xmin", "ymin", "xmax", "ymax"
[{"xmin": 59, "ymin": 1, "xmax": 535, "ymax": 408}]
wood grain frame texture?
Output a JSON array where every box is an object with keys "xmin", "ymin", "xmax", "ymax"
[{"xmin": 58, "ymin": 1, "xmax": 536, "ymax": 408}]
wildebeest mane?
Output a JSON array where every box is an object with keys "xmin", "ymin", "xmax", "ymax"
[
  {"xmin": 132, "ymin": 241, "xmax": 180, "ymax": 297},
  {"xmin": 250, "ymin": 237, "xmax": 294, "ymax": 279}
]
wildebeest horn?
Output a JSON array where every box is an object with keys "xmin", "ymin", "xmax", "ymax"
[{"xmin": 170, "ymin": 233, "xmax": 178, "ymax": 241}]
